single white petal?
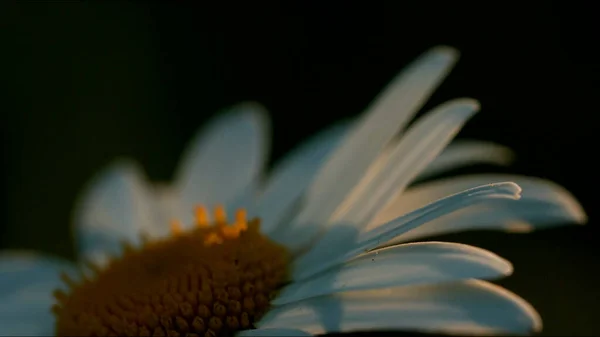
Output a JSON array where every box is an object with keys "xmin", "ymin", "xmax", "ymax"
[
  {"xmin": 226, "ymin": 181, "xmax": 263, "ymax": 217},
  {"xmin": 258, "ymin": 279, "xmax": 542, "ymax": 336},
  {"xmin": 237, "ymin": 328, "xmax": 311, "ymax": 337},
  {"xmin": 416, "ymin": 140, "xmax": 515, "ymax": 181},
  {"xmin": 334, "ymin": 98, "xmax": 480, "ymax": 227},
  {"xmin": 255, "ymin": 121, "xmax": 351, "ymax": 234},
  {"xmin": 174, "ymin": 102, "xmax": 269, "ymax": 224},
  {"xmin": 273, "ymin": 241, "xmax": 512, "ymax": 305},
  {"xmin": 148, "ymin": 183, "xmax": 182, "ymax": 237},
  {"xmin": 273, "ymin": 46, "xmax": 460, "ymax": 251},
  {"xmin": 74, "ymin": 160, "xmax": 157, "ymax": 265},
  {"xmin": 0, "ymin": 252, "xmax": 76, "ymax": 336},
  {"xmin": 293, "ymin": 182, "xmax": 521, "ymax": 281},
  {"xmin": 369, "ymin": 174, "xmax": 587, "ymax": 243}
]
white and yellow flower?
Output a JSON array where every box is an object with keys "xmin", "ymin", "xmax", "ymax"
[{"xmin": 0, "ymin": 46, "xmax": 586, "ymax": 336}]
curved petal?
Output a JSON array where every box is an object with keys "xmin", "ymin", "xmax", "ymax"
[
  {"xmin": 74, "ymin": 160, "xmax": 158, "ymax": 265},
  {"xmin": 256, "ymin": 121, "xmax": 351, "ymax": 234},
  {"xmin": 0, "ymin": 252, "xmax": 76, "ymax": 336},
  {"xmin": 369, "ymin": 174, "xmax": 587, "ymax": 243},
  {"xmin": 333, "ymin": 98, "xmax": 480, "ymax": 227},
  {"xmin": 237, "ymin": 328, "xmax": 312, "ymax": 336},
  {"xmin": 293, "ymin": 182, "xmax": 521, "ymax": 281},
  {"xmin": 174, "ymin": 102, "xmax": 270, "ymax": 224},
  {"xmin": 273, "ymin": 46, "xmax": 460, "ymax": 250},
  {"xmin": 416, "ymin": 140, "xmax": 515, "ymax": 181},
  {"xmin": 258, "ymin": 279, "xmax": 542, "ymax": 336},
  {"xmin": 273, "ymin": 242, "xmax": 512, "ymax": 305}
]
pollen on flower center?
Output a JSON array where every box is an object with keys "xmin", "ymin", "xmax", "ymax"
[{"xmin": 53, "ymin": 205, "xmax": 291, "ymax": 337}]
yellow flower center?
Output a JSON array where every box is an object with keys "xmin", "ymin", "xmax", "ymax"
[{"xmin": 52, "ymin": 206, "xmax": 290, "ymax": 337}]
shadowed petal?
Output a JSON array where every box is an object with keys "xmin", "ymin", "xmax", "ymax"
[
  {"xmin": 74, "ymin": 160, "xmax": 157, "ymax": 265},
  {"xmin": 273, "ymin": 242, "xmax": 512, "ymax": 305},
  {"xmin": 258, "ymin": 279, "xmax": 541, "ymax": 336},
  {"xmin": 256, "ymin": 121, "xmax": 351, "ymax": 234},
  {"xmin": 0, "ymin": 252, "xmax": 76, "ymax": 336}
]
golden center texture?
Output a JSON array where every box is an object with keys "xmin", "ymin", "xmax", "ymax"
[{"xmin": 53, "ymin": 206, "xmax": 290, "ymax": 337}]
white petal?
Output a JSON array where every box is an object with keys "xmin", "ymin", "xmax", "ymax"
[
  {"xmin": 74, "ymin": 160, "xmax": 157, "ymax": 265},
  {"xmin": 148, "ymin": 184, "xmax": 182, "ymax": 237},
  {"xmin": 227, "ymin": 181, "xmax": 263, "ymax": 215},
  {"xmin": 293, "ymin": 182, "xmax": 521, "ymax": 281},
  {"xmin": 369, "ymin": 174, "xmax": 587, "ymax": 243},
  {"xmin": 0, "ymin": 252, "xmax": 76, "ymax": 336},
  {"xmin": 174, "ymin": 102, "xmax": 269, "ymax": 223},
  {"xmin": 258, "ymin": 279, "xmax": 542, "ymax": 336},
  {"xmin": 237, "ymin": 328, "xmax": 311, "ymax": 337},
  {"xmin": 273, "ymin": 241, "xmax": 511, "ymax": 305},
  {"xmin": 255, "ymin": 121, "xmax": 351, "ymax": 234},
  {"xmin": 273, "ymin": 46, "xmax": 460, "ymax": 251},
  {"xmin": 334, "ymin": 98, "xmax": 480, "ymax": 226},
  {"xmin": 416, "ymin": 140, "xmax": 515, "ymax": 181}
]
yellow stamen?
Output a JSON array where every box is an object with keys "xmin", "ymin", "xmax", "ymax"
[
  {"xmin": 214, "ymin": 204, "xmax": 227, "ymax": 223},
  {"xmin": 235, "ymin": 209, "xmax": 247, "ymax": 224},
  {"xmin": 194, "ymin": 205, "xmax": 209, "ymax": 227},
  {"xmin": 221, "ymin": 225, "xmax": 241, "ymax": 239},
  {"xmin": 220, "ymin": 209, "xmax": 249, "ymax": 239},
  {"xmin": 236, "ymin": 219, "xmax": 248, "ymax": 232}
]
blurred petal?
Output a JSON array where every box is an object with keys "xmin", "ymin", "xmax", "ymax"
[
  {"xmin": 273, "ymin": 46, "xmax": 460, "ymax": 251},
  {"xmin": 369, "ymin": 174, "xmax": 587, "ymax": 243},
  {"xmin": 416, "ymin": 140, "xmax": 515, "ymax": 181},
  {"xmin": 174, "ymin": 102, "xmax": 269, "ymax": 223},
  {"xmin": 256, "ymin": 121, "xmax": 351, "ymax": 234},
  {"xmin": 0, "ymin": 252, "xmax": 76, "ymax": 336},
  {"xmin": 259, "ymin": 279, "xmax": 541, "ymax": 336},
  {"xmin": 74, "ymin": 160, "xmax": 157, "ymax": 266},
  {"xmin": 273, "ymin": 242, "xmax": 512, "ymax": 305},
  {"xmin": 147, "ymin": 183, "xmax": 185, "ymax": 237},
  {"xmin": 238, "ymin": 328, "xmax": 311, "ymax": 336},
  {"xmin": 334, "ymin": 98, "xmax": 480, "ymax": 227},
  {"xmin": 293, "ymin": 182, "xmax": 521, "ymax": 281}
]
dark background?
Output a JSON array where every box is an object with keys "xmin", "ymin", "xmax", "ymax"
[{"xmin": 1, "ymin": 1, "xmax": 598, "ymax": 336}]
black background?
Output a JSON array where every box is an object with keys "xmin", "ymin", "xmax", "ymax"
[{"xmin": 1, "ymin": 1, "xmax": 598, "ymax": 336}]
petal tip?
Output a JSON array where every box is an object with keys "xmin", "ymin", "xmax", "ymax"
[
  {"xmin": 500, "ymin": 181, "xmax": 522, "ymax": 199},
  {"xmin": 474, "ymin": 280, "xmax": 543, "ymax": 334},
  {"xmin": 231, "ymin": 100, "xmax": 268, "ymax": 114},
  {"xmin": 566, "ymin": 197, "xmax": 588, "ymax": 225},
  {"xmin": 230, "ymin": 101, "xmax": 271, "ymax": 129},
  {"xmin": 429, "ymin": 45, "xmax": 461, "ymax": 62},
  {"xmin": 524, "ymin": 178, "xmax": 588, "ymax": 226},
  {"xmin": 455, "ymin": 97, "xmax": 481, "ymax": 111},
  {"xmin": 438, "ymin": 98, "xmax": 481, "ymax": 117},
  {"xmin": 482, "ymin": 249, "xmax": 514, "ymax": 276},
  {"xmin": 442, "ymin": 241, "xmax": 514, "ymax": 276}
]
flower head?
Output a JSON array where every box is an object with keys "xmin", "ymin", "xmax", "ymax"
[{"xmin": 0, "ymin": 46, "xmax": 586, "ymax": 336}]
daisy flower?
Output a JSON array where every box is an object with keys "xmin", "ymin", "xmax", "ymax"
[{"xmin": 0, "ymin": 46, "xmax": 586, "ymax": 337}]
